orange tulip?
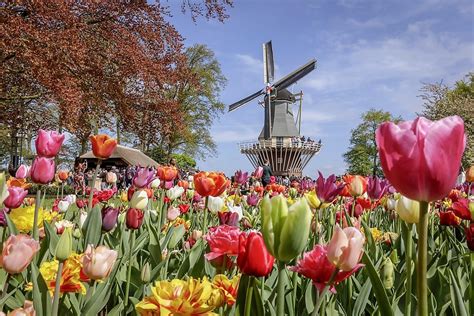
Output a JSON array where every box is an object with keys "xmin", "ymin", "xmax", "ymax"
[
  {"xmin": 7, "ymin": 178, "xmax": 31, "ymax": 189},
  {"xmin": 58, "ymin": 170, "xmax": 69, "ymax": 181},
  {"xmin": 177, "ymin": 180, "xmax": 189, "ymax": 190},
  {"xmin": 157, "ymin": 166, "xmax": 178, "ymax": 182},
  {"xmin": 343, "ymin": 175, "xmax": 367, "ymax": 197},
  {"xmin": 89, "ymin": 134, "xmax": 117, "ymax": 159},
  {"xmin": 467, "ymin": 166, "xmax": 474, "ymax": 183},
  {"xmin": 193, "ymin": 172, "xmax": 230, "ymax": 197}
]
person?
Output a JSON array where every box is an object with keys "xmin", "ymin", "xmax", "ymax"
[{"xmin": 262, "ymin": 160, "xmax": 273, "ymax": 187}]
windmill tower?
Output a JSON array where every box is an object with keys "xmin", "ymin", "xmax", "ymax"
[{"xmin": 228, "ymin": 41, "xmax": 322, "ymax": 177}]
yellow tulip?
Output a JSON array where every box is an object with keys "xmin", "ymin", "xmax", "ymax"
[{"xmin": 395, "ymin": 195, "xmax": 421, "ymax": 224}]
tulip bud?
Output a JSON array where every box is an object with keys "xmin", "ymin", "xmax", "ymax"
[
  {"xmin": 395, "ymin": 196, "xmax": 420, "ymax": 224},
  {"xmin": 126, "ymin": 208, "xmax": 144, "ymax": 229},
  {"xmin": 150, "ymin": 178, "xmax": 161, "ymax": 189},
  {"xmin": 4, "ymin": 187, "xmax": 28, "ymax": 209},
  {"xmin": 381, "ymin": 257, "xmax": 394, "ymax": 289},
  {"xmin": 304, "ymin": 191, "xmax": 321, "ymax": 209},
  {"xmin": 55, "ymin": 227, "xmax": 72, "ymax": 261},
  {"xmin": 386, "ymin": 198, "xmax": 396, "ymax": 211},
  {"xmin": 186, "ymin": 189, "xmax": 195, "ymax": 199},
  {"xmin": 288, "ymin": 187, "xmax": 298, "ymax": 199},
  {"xmin": 141, "ymin": 262, "xmax": 151, "ymax": 283},
  {"xmin": 191, "ymin": 230, "xmax": 203, "ymax": 241},
  {"xmin": 101, "ymin": 206, "xmax": 119, "ymax": 232},
  {"xmin": 261, "ymin": 195, "xmax": 312, "ymax": 262},
  {"xmin": 15, "ymin": 165, "xmax": 30, "ymax": 179},
  {"xmin": 30, "ymin": 157, "xmax": 55, "ymax": 184},
  {"xmin": 167, "ymin": 206, "xmax": 180, "ymax": 221},
  {"xmin": 389, "ymin": 250, "xmax": 399, "ymax": 265},
  {"xmin": 130, "ymin": 190, "xmax": 148, "ymax": 210},
  {"xmin": 79, "ymin": 210, "xmax": 88, "ymax": 229},
  {"xmin": 0, "ymin": 172, "xmax": 9, "ymax": 206},
  {"xmin": 207, "ymin": 196, "xmax": 224, "ymax": 213},
  {"xmin": 73, "ymin": 228, "xmax": 82, "ymax": 238},
  {"xmin": 57, "ymin": 200, "xmax": 70, "ymax": 213}
]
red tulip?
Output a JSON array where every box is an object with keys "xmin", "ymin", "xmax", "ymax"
[
  {"xmin": 126, "ymin": 208, "xmax": 144, "ymax": 229},
  {"xmin": 439, "ymin": 211, "xmax": 461, "ymax": 226},
  {"xmin": 35, "ymin": 129, "xmax": 64, "ymax": 158},
  {"xmin": 178, "ymin": 204, "xmax": 190, "ymax": 214},
  {"xmin": 30, "ymin": 157, "xmax": 55, "ymax": 184},
  {"xmin": 448, "ymin": 198, "xmax": 472, "ymax": 221},
  {"xmin": 3, "ymin": 187, "xmax": 28, "ymax": 209},
  {"xmin": 204, "ymin": 225, "xmax": 240, "ymax": 261},
  {"xmin": 90, "ymin": 134, "xmax": 117, "ymax": 159},
  {"xmin": 465, "ymin": 223, "xmax": 474, "ymax": 251},
  {"xmin": 218, "ymin": 211, "xmax": 239, "ymax": 227},
  {"xmin": 237, "ymin": 231, "xmax": 274, "ymax": 277},
  {"xmin": 376, "ymin": 116, "xmax": 465, "ymax": 202},
  {"xmin": 289, "ymin": 244, "xmax": 363, "ymax": 293}
]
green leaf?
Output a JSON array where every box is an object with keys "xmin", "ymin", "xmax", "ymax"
[
  {"xmin": 43, "ymin": 221, "xmax": 59, "ymax": 255},
  {"xmin": 448, "ymin": 269, "xmax": 468, "ymax": 316},
  {"xmin": 362, "ymin": 253, "xmax": 393, "ymax": 316},
  {"xmin": 31, "ymin": 263, "xmax": 52, "ymax": 316},
  {"xmin": 361, "ymin": 220, "xmax": 376, "ymax": 256},
  {"xmin": 353, "ymin": 277, "xmax": 372, "ymax": 316},
  {"xmin": 83, "ymin": 205, "xmax": 102, "ymax": 248},
  {"xmin": 304, "ymin": 279, "xmax": 315, "ymax": 314},
  {"xmin": 107, "ymin": 301, "xmax": 124, "ymax": 316},
  {"xmin": 5, "ymin": 213, "xmax": 18, "ymax": 235},
  {"xmin": 168, "ymin": 224, "xmax": 185, "ymax": 249}
]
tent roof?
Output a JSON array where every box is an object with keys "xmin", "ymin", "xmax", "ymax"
[{"xmin": 80, "ymin": 145, "xmax": 159, "ymax": 167}]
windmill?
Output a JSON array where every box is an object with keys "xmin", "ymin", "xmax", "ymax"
[
  {"xmin": 229, "ymin": 41, "xmax": 322, "ymax": 177},
  {"xmin": 229, "ymin": 41, "xmax": 316, "ymax": 140}
]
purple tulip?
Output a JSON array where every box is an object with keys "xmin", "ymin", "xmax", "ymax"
[
  {"xmin": 101, "ymin": 206, "xmax": 119, "ymax": 232},
  {"xmin": 300, "ymin": 179, "xmax": 315, "ymax": 191},
  {"xmin": 30, "ymin": 157, "xmax": 55, "ymax": 184},
  {"xmin": 367, "ymin": 177, "xmax": 389, "ymax": 200},
  {"xmin": 15, "ymin": 164, "xmax": 30, "ymax": 179},
  {"xmin": 133, "ymin": 166, "xmax": 156, "ymax": 188},
  {"xmin": 0, "ymin": 208, "xmax": 6, "ymax": 227},
  {"xmin": 3, "ymin": 187, "xmax": 28, "ymax": 209},
  {"xmin": 234, "ymin": 170, "xmax": 249, "ymax": 185},
  {"xmin": 35, "ymin": 129, "xmax": 65, "ymax": 158},
  {"xmin": 246, "ymin": 193, "xmax": 260, "ymax": 207},
  {"xmin": 218, "ymin": 211, "xmax": 239, "ymax": 226},
  {"xmin": 315, "ymin": 171, "xmax": 345, "ymax": 204}
]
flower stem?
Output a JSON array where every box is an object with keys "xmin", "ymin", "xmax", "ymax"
[
  {"xmin": 87, "ymin": 160, "xmax": 101, "ymax": 212},
  {"xmin": 124, "ymin": 230, "xmax": 135, "ymax": 309},
  {"xmin": 416, "ymin": 201, "xmax": 429, "ymax": 316},
  {"xmin": 51, "ymin": 261, "xmax": 64, "ymax": 316},
  {"xmin": 312, "ymin": 268, "xmax": 339, "ymax": 316},
  {"xmin": 276, "ymin": 262, "xmax": 286, "ymax": 316},
  {"xmin": 203, "ymin": 196, "xmax": 209, "ymax": 234},
  {"xmin": 32, "ymin": 189, "xmax": 41, "ymax": 240},
  {"xmin": 404, "ymin": 222, "xmax": 413, "ymax": 316},
  {"xmin": 244, "ymin": 276, "xmax": 254, "ymax": 316}
]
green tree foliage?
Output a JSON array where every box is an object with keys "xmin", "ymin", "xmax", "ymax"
[
  {"xmin": 343, "ymin": 109, "xmax": 401, "ymax": 176},
  {"xmin": 419, "ymin": 73, "xmax": 474, "ymax": 168}
]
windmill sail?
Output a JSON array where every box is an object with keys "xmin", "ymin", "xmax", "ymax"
[{"xmin": 263, "ymin": 41, "xmax": 274, "ymax": 84}]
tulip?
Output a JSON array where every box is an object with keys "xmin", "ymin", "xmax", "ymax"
[
  {"xmin": 246, "ymin": 193, "xmax": 260, "ymax": 207},
  {"xmin": 192, "ymin": 230, "xmax": 203, "ymax": 241},
  {"xmin": 57, "ymin": 200, "xmax": 70, "ymax": 213},
  {"xmin": 193, "ymin": 172, "xmax": 230, "ymax": 197},
  {"xmin": 377, "ymin": 116, "xmax": 465, "ymax": 202},
  {"xmin": 101, "ymin": 206, "xmax": 119, "ymax": 232},
  {"xmin": 254, "ymin": 166, "xmax": 263, "ymax": 179},
  {"xmin": 0, "ymin": 208, "xmax": 6, "ymax": 227},
  {"xmin": 15, "ymin": 164, "xmax": 30, "ymax": 179},
  {"xmin": 164, "ymin": 181, "xmax": 174, "ymax": 189},
  {"xmin": 343, "ymin": 175, "xmax": 367, "ymax": 197},
  {"xmin": 261, "ymin": 195, "xmax": 312, "ymax": 262},
  {"xmin": 439, "ymin": 211, "xmax": 461, "ymax": 226},
  {"xmin": 218, "ymin": 211, "xmax": 239, "ymax": 226},
  {"xmin": 204, "ymin": 225, "xmax": 241, "ymax": 261},
  {"xmin": 90, "ymin": 134, "xmax": 117, "ymax": 159},
  {"xmin": 126, "ymin": 208, "xmax": 144, "ymax": 229},
  {"xmin": 82, "ymin": 245, "xmax": 118, "ymax": 280},
  {"xmin": 227, "ymin": 204, "xmax": 243, "ymax": 220},
  {"xmin": 178, "ymin": 204, "xmax": 190, "ymax": 214},
  {"xmin": 234, "ymin": 170, "xmax": 249, "ymax": 185},
  {"xmin": 237, "ymin": 231, "xmax": 274, "ymax": 277},
  {"xmin": 466, "ymin": 165, "xmax": 474, "ymax": 183},
  {"xmin": 3, "ymin": 187, "xmax": 28, "ymax": 209},
  {"xmin": 106, "ymin": 171, "xmax": 117, "ymax": 184},
  {"xmin": 35, "ymin": 129, "xmax": 65, "ymax": 158},
  {"xmin": 57, "ymin": 170, "xmax": 69, "ymax": 182},
  {"xmin": 133, "ymin": 166, "xmax": 156, "ymax": 188},
  {"xmin": 5, "ymin": 300, "xmax": 35, "ymax": 316},
  {"xmin": 395, "ymin": 196, "xmax": 420, "ymax": 224},
  {"xmin": 54, "ymin": 219, "xmax": 74, "ymax": 234},
  {"xmin": 79, "ymin": 210, "xmax": 88, "ymax": 229},
  {"xmin": 177, "ymin": 180, "xmax": 189, "ymax": 189},
  {"xmin": 130, "ymin": 190, "xmax": 148, "ymax": 210},
  {"xmin": 166, "ymin": 186, "xmax": 184, "ymax": 201},
  {"xmin": 327, "ymin": 225, "xmax": 365, "ymax": 271},
  {"xmin": 386, "ymin": 198, "xmax": 396, "ymax": 211},
  {"xmin": 381, "ymin": 257, "xmax": 394, "ymax": 289},
  {"xmin": 289, "ymin": 244, "xmax": 363, "ymax": 293},
  {"xmin": 167, "ymin": 206, "xmax": 180, "ymax": 221},
  {"xmin": 315, "ymin": 171, "xmax": 345, "ymax": 204},
  {"xmin": 305, "ymin": 191, "xmax": 321, "ymax": 209},
  {"xmin": 141, "ymin": 262, "xmax": 151, "ymax": 283},
  {"xmin": 0, "ymin": 234, "xmax": 40, "ymax": 274},
  {"xmin": 156, "ymin": 166, "xmax": 178, "ymax": 182},
  {"xmin": 449, "ymin": 198, "xmax": 473, "ymax": 221},
  {"xmin": 207, "ymin": 196, "xmax": 224, "ymax": 213},
  {"xmin": 55, "ymin": 227, "xmax": 72, "ymax": 261},
  {"xmin": 0, "ymin": 173, "xmax": 8, "ymax": 206},
  {"xmin": 367, "ymin": 177, "xmax": 389, "ymax": 200},
  {"xmin": 150, "ymin": 178, "xmax": 161, "ymax": 189},
  {"xmin": 30, "ymin": 157, "xmax": 55, "ymax": 184},
  {"xmin": 465, "ymin": 223, "xmax": 474, "ymax": 251}
]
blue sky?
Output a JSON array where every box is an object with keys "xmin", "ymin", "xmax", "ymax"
[{"xmin": 170, "ymin": 0, "xmax": 473, "ymax": 176}]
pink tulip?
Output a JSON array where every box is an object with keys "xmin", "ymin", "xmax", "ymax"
[
  {"xmin": 35, "ymin": 129, "xmax": 65, "ymax": 158},
  {"xmin": 15, "ymin": 164, "xmax": 30, "ymax": 179},
  {"xmin": 254, "ymin": 166, "xmax": 263, "ymax": 179},
  {"xmin": 0, "ymin": 234, "xmax": 40, "ymax": 274},
  {"xmin": 30, "ymin": 157, "xmax": 55, "ymax": 184},
  {"xmin": 327, "ymin": 225, "xmax": 364, "ymax": 271},
  {"xmin": 167, "ymin": 206, "xmax": 180, "ymax": 221},
  {"xmin": 376, "ymin": 116, "xmax": 465, "ymax": 202},
  {"xmin": 4, "ymin": 300, "xmax": 35, "ymax": 316},
  {"xmin": 3, "ymin": 187, "xmax": 28, "ymax": 209},
  {"xmin": 82, "ymin": 245, "xmax": 118, "ymax": 280}
]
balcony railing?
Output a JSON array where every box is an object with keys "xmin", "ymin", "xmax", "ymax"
[{"xmin": 238, "ymin": 139, "xmax": 322, "ymax": 151}]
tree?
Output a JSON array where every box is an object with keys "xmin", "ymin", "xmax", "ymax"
[
  {"xmin": 419, "ymin": 73, "xmax": 474, "ymax": 168},
  {"xmin": 343, "ymin": 109, "xmax": 401, "ymax": 176}
]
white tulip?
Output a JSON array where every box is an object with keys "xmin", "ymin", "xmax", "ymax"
[
  {"xmin": 207, "ymin": 196, "xmax": 224, "ymax": 213},
  {"xmin": 58, "ymin": 200, "xmax": 70, "ymax": 213},
  {"xmin": 166, "ymin": 186, "xmax": 184, "ymax": 201},
  {"xmin": 130, "ymin": 190, "xmax": 149, "ymax": 210},
  {"xmin": 150, "ymin": 178, "xmax": 161, "ymax": 189}
]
